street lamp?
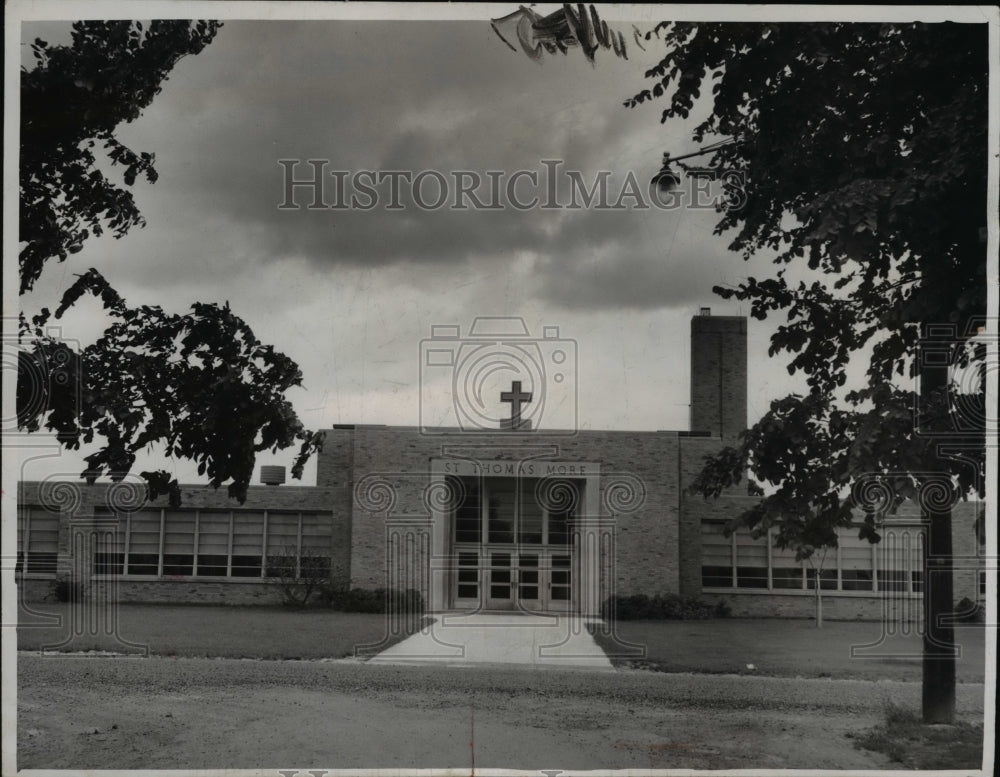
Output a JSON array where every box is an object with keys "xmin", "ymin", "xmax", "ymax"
[{"xmin": 651, "ymin": 138, "xmax": 738, "ymax": 191}]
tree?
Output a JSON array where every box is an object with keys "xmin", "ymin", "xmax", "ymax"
[
  {"xmin": 632, "ymin": 21, "xmax": 989, "ymax": 724},
  {"xmin": 496, "ymin": 12, "xmax": 990, "ymax": 723},
  {"xmin": 18, "ymin": 21, "xmax": 323, "ymax": 505}
]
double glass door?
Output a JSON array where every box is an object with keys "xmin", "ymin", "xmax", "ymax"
[
  {"xmin": 481, "ymin": 549, "xmax": 572, "ymax": 611},
  {"xmin": 449, "ymin": 475, "xmax": 580, "ymax": 612}
]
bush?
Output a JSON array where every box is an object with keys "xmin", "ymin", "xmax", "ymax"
[
  {"xmin": 51, "ymin": 577, "xmax": 84, "ymax": 603},
  {"xmin": 264, "ymin": 548, "xmax": 332, "ymax": 608},
  {"xmin": 602, "ymin": 593, "xmax": 728, "ymax": 620},
  {"xmin": 954, "ymin": 596, "xmax": 985, "ymax": 623},
  {"xmin": 321, "ymin": 586, "xmax": 425, "ymax": 614}
]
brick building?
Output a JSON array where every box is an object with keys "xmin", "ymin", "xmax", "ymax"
[{"xmin": 16, "ymin": 311, "xmax": 983, "ymax": 619}]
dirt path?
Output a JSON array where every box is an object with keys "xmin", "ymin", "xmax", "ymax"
[{"xmin": 18, "ymin": 654, "xmax": 985, "ymax": 771}]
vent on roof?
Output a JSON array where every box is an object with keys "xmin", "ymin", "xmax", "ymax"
[{"xmin": 260, "ymin": 466, "xmax": 286, "ymax": 486}]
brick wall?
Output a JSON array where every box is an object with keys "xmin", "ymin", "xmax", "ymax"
[
  {"xmin": 17, "ymin": 481, "xmax": 349, "ymax": 604},
  {"xmin": 689, "ymin": 314, "xmax": 747, "ymax": 439},
  {"xmin": 319, "ymin": 426, "xmax": 693, "ymax": 598}
]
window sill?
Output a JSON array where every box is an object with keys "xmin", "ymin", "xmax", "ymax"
[
  {"xmin": 702, "ymin": 587, "xmax": 922, "ymax": 598},
  {"xmin": 90, "ymin": 575, "xmax": 277, "ymax": 584}
]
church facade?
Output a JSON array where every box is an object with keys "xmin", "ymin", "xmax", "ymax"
[{"xmin": 15, "ymin": 312, "xmax": 983, "ymax": 620}]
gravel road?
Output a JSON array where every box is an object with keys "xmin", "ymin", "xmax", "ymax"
[{"xmin": 18, "ymin": 653, "xmax": 986, "ymax": 771}]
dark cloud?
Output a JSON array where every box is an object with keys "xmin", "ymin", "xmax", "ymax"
[{"xmin": 76, "ymin": 19, "xmax": 746, "ymax": 313}]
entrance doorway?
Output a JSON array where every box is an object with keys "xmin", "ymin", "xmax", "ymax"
[
  {"xmin": 449, "ymin": 475, "xmax": 580, "ymax": 613},
  {"xmin": 484, "ymin": 550, "xmax": 572, "ymax": 611}
]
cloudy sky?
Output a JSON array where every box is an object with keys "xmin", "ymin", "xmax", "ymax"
[{"xmin": 14, "ymin": 8, "xmax": 811, "ymax": 487}]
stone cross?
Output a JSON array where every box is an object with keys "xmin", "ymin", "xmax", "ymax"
[{"xmin": 500, "ymin": 380, "xmax": 532, "ymax": 430}]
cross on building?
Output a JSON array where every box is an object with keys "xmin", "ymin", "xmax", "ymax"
[{"xmin": 500, "ymin": 380, "xmax": 532, "ymax": 430}]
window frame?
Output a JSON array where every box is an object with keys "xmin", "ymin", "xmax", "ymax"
[
  {"xmin": 91, "ymin": 507, "xmax": 332, "ymax": 582},
  {"xmin": 701, "ymin": 522, "xmax": 926, "ymax": 597}
]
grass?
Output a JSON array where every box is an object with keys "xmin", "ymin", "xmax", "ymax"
[
  {"xmin": 850, "ymin": 703, "xmax": 984, "ymax": 769},
  {"xmin": 17, "ymin": 602, "xmax": 430, "ymax": 659},
  {"xmin": 588, "ymin": 618, "xmax": 987, "ymax": 682}
]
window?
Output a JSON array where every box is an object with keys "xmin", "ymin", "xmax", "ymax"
[
  {"xmin": 127, "ymin": 510, "xmax": 161, "ymax": 575},
  {"xmin": 700, "ymin": 521, "xmax": 733, "ymax": 588},
  {"xmin": 299, "ymin": 512, "xmax": 332, "ymax": 579},
  {"xmin": 487, "ymin": 480, "xmax": 516, "ymax": 543},
  {"xmin": 735, "ymin": 532, "xmax": 768, "ymax": 588},
  {"xmin": 457, "ymin": 552, "xmax": 479, "ymax": 599},
  {"xmin": 518, "ymin": 480, "xmax": 544, "ymax": 544},
  {"xmin": 16, "ymin": 507, "xmax": 59, "ymax": 577},
  {"xmin": 701, "ymin": 521, "xmax": 925, "ymax": 595},
  {"xmin": 449, "ymin": 476, "xmax": 481, "ymax": 543},
  {"xmin": 197, "ymin": 512, "xmax": 230, "ymax": 576},
  {"xmin": 771, "ymin": 542, "xmax": 803, "ymax": 590},
  {"xmin": 231, "ymin": 512, "xmax": 264, "ymax": 577},
  {"xmin": 878, "ymin": 527, "xmax": 919, "ymax": 593},
  {"xmin": 840, "ymin": 533, "xmax": 875, "ymax": 592},
  {"xmin": 93, "ymin": 517, "xmax": 125, "ymax": 576},
  {"xmin": 451, "ymin": 476, "xmax": 582, "ymax": 547},
  {"xmin": 163, "ymin": 510, "xmax": 195, "ymax": 576},
  {"xmin": 93, "ymin": 508, "xmax": 332, "ymax": 580}
]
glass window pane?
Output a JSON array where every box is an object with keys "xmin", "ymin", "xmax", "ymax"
[
  {"xmin": 488, "ymin": 480, "xmax": 515, "ymax": 543},
  {"xmin": 24, "ymin": 509, "xmax": 59, "ymax": 575},
  {"xmin": 519, "ymin": 478, "xmax": 543, "ymax": 544},
  {"xmin": 806, "ymin": 569, "xmax": 837, "ymax": 590},
  {"xmin": 196, "ymin": 554, "xmax": 228, "ymax": 577},
  {"xmin": 701, "ymin": 565, "xmax": 733, "ymax": 587},
  {"xmin": 162, "ymin": 553, "xmax": 193, "ymax": 576},
  {"xmin": 772, "ymin": 566, "xmax": 804, "ymax": 589},
  {"xmin": 266, "ymin": 513, "xmax": 299, "ymax": 558},
  {"xmin": 93, "ymin": 516, "xmax": 125, "ymax": 576},
  {"xmin": 232, "ymin": 511, "xmax": 265, "ymax": 554},
  {"xmin": 162, "ymin": 510, "xmax": 194, "ymax": 574},
  {"xmin": 197, "ymin": 512, "xmax": 230, "ymax": 554},
  {"xmin": 736, "ymin": 531, "xmax": 767, "ymax": 589},
  {"xmin": 127, "ymin": 510, "xmax": 161, "ymax": 575},
  {"xmin": 841, "ymin": 569, "xmax": 873, "ymax": 591},
  {"xmin": 451, "ymin": 476, "xmax": 481, "ymax": 544},
  {"xmin": 195, "ymin": 512, "xmax": 229, "ymax": 576},
  {"xmin": 300, "ymin": 513, "xmax": 330, "ymax": 553}
]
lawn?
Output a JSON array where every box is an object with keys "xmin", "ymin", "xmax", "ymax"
[
  {"xmin": 17, "ymin": 602, "xmax": 429, "ymax": 659},
  {"xmin": 590, "ymin": 617, "xmax": 987, "ymax": 682}
]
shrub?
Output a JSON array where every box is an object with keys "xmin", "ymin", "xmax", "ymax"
[
  {"xmin": 602, "ymin": 593, "xmax": 727, "ymax": 620},
  {"xmin": 321, "ymin": 586, "xmax": 425, "ymax": 614},
  {"xmin": 265, "ymin": 547, "xmax": 332, "ymax": 607},
  {"xmin": 954, "ymin": 596, "xmax": 984, "ymax": 623},
  {"xmin": 51, "ymin": 577, "xmax": 84, "ymax": 603}
]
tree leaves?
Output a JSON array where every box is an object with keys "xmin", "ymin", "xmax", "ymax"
[
  {"xmin": 19, "ymin": 270, "xmax": 325, "ymax": 504},
  {"xmin": 18, "ymin": 22, "xmax": 324, "ymax": 506},
  {"xmin": 19, "ymin": 21, "xmax": 222, "ymax": 292},
  {"xmin": 659, "ymin": 22, "xmax": 988, "ymax": 554}
]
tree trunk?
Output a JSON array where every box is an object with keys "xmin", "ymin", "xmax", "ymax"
[
  {"xmin": 920, "ymin": 322, "xmax": 956, "ymax": 724},
  {"xmin": 814, "ymin": 568, "xmax": 823, "ymax": 629},
  {"xmin": 922, "ymin": 507, "xmax": 955, "ymax": 723}
]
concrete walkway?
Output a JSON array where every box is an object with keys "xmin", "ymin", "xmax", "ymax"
[{"xmin": 367, "ymin": 612, "xmax": 614, "ymax": 670}]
